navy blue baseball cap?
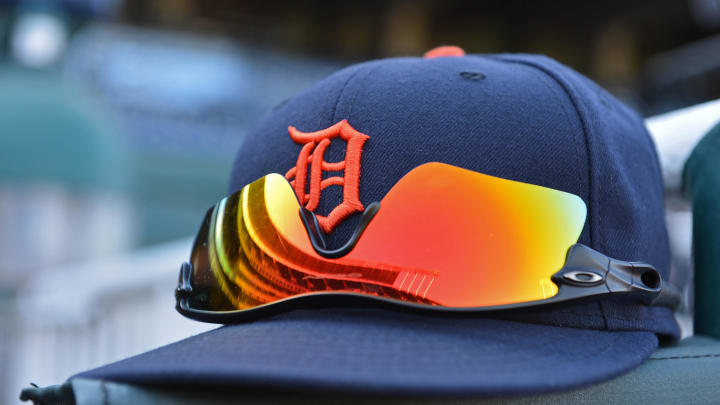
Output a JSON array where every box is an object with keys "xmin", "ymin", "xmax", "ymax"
[{"xmin": 74, "ymin": 47, "xmax": 680, "ymax": 396}]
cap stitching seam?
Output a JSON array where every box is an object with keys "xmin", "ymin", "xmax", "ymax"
[
  {"xmin": 330, "ymin": 62, "xmax": 378, "ymax": 125},
  {"xmin": 509, "ymin": 61, "xmax": 586, "ymax": 200},
  {"xmin": 482, "ymin": 56, "xmax": 595, "ymax": 240},
  {"xmin": 486, "ymin": 56, "xmax": 596, "ymax": 242},
  {"xmin": 345, "ymin": 63, "xmax": 386, "ymax": 119},
  {"xmin": 557, "ymin": 311, "xmax": 654, "ymax": 321},
  {"xmin": 483, "ymin": 55, "xmax": 610, "ymax": 331}
]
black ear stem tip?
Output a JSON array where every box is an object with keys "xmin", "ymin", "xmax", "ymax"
[
  {"xmin": 175, "ymin": 262, "xmax": 193, "ymax": 301},
  {"xmin": 19, "ymin": 382, "xmax": 75, "ymax": 404},
  {"xmin": 652, "ymin": 280, "xmax": 682, "ymax": 309}
]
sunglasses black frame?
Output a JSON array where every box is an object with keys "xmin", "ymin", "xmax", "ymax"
[{"xmin": 176, "ymin": 242, "xmax": 681, "ymax": 324}]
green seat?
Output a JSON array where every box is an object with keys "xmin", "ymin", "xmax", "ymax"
[{"xmin": 685, "ymin": 120, "xmax": 720, "ymax": 339}]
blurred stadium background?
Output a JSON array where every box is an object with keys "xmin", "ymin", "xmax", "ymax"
[{"xmin": 1, "ymin": 0, "xmax": 720, "ymax": 402}]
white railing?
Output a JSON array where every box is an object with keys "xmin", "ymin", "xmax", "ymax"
[
  {"xmin": 5, "ymin": 238, "xmax": 214, "ymax": 404},
  {"xmin": 647, "ymin": 98, "xmax": 720, "ymax": 192}
]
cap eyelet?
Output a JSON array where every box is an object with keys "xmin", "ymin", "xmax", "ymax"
[{"xmin": 460, "ymin": 71, "xmax": 486, "ymax": 81}]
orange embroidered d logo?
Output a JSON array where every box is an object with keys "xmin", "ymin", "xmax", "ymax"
[{"xmin": 285, "ymin": 120, "xmax": 370, "ymax": 234}]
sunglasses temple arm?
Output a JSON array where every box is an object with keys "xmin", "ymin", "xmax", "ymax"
[{"xmin": 554, "ymin": 244, "xmax": 682, "ymax": 310}]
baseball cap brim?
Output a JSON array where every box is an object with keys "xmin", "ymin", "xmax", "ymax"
[{"xmin": 72, "ymin": 308, "xmax": 658, "ymax": 397}]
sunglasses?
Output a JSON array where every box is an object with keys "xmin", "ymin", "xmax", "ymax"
[{"xmin": 176, "ymin": 162, "xmax": 680, "ymax": 323}]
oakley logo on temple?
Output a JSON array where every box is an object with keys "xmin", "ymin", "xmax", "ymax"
[{"xmin": 284, "ymin": 120, "xmax": 370, "ymax": 233}]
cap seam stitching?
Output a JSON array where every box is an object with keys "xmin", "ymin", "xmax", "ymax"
[
  {"xmin": 482, "ymin": 55, "xmax": 609, "ymax": 331},
  {"xmin": 557, "ymin": 312, "xmax": 662, "ymax": 321},
  {"xmin": 502, "ymin": 60, "xmax": 587, "ymax": 203},
  {"xmin": 330, "ymin": 62, "xmax": 378, "ymax": 125},
  {"xmin": 345, "ymin": 62, "xmax": 386, "ymax": 120},
  {"xmin": 483, "ymin": 55, "xmax": 596, "ymax": 246}
]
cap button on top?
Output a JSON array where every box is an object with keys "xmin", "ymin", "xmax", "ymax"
[{"xmin": 424, "ymin": 45, "xmax": 466, "ymax": 58}]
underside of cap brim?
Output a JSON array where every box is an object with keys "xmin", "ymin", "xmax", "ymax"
[{"xmin": 72, "ymin": 308, "xmax": 658, "ymax": 397}]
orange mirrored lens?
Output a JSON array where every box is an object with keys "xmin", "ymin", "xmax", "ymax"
[{"xmin": 190, "ymin": 162, "xmax": 586, "ymax": 311}]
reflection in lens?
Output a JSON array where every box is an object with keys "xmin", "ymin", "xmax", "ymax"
[{"xmin": 189, "ymin": 207, "xmax": 235, "ymax": 311}]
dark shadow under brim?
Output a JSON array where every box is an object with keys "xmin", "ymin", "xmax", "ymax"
[{"xmin": 72, "ymin": 308, "xmax": 658, "ymax": 397}]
